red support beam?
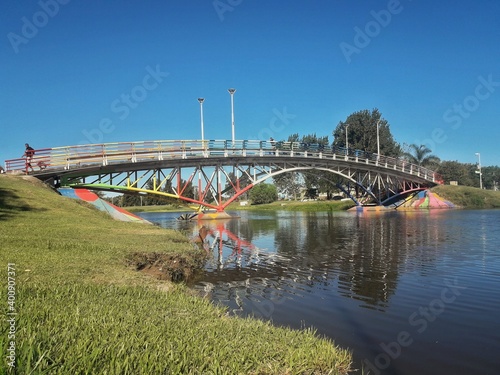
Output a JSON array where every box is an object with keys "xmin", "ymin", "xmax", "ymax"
[{"xmin": 221, "ymin": 183, "xmax": 254, "ymax": 210}]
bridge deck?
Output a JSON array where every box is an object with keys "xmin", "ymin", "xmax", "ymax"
[{"xmin": 5, "ymin": 139, "xmax": 437, "ymax": 183}]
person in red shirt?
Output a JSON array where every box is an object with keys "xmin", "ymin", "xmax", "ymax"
[{"xmin": 23, "ymin": 143, "xmax": 35, "ymax": 172}]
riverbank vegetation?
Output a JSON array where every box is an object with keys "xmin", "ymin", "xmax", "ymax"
[
  {"xmin": 228, "ymin": 199, "xmax": 356, "ymax": 211},
  {"xmin": 431, "ymin": 185, "xmax": 500, "ymax": 209},
  {"xmin": 0, "ymin": 175, "xmax": 352, "ymax": 374},
  {"xmin": 249, "ymin": 183, "xmax": 278, "ymax": 204},
  {"xmin": 125, "ymin": 203, "xmax": 192, "ymax": 213},
  {"xmin": 125, "ymin": 197, "xmax": 355, "ymax": 213}
]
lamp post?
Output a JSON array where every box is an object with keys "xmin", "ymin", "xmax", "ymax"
[
  {"xmin": 228, "ymin": 88, "xmax": 236, "ymax": 144},
  {"xmin": 345, "ymin": 123, "xmax": 350, "ymax": 155},
  {"xmin": 197, "ymin": 99, "xmax": 205, "ymax": 202},
  {"xmin": 198, "ymin": 98, "xmax": 205, "ymax": 141},
  {"xmin": 376, "ymin": 119, "xmax": 381, "ymax": 156},
  {"xmin": 475, "ymin": 152, "xmax": 483, "ymax": 189}
]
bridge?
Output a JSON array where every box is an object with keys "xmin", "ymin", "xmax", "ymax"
[{"xmin": 4, "ymin": 139, "xmax": 438, "ymax": 215}]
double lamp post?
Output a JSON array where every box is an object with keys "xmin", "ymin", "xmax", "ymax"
[{"xmin": 197, "ymin": 88, "xmax": 237, "ymax": 145}]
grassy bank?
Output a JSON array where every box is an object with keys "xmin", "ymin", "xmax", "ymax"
[
  {"xmin": 432, "ymin": 185, "xmax": 500, "ymax": 209},
  {"xmin": 227, "ymin": 199, "xmax": 356, "ymax": 212},
  {"xmin": 0, "ymin": 175, "xmax": 352, "ymax": 374},
  {"xmin": 125, "ymin": 204, "xmax": 192, "ymax": 213},
  {"xmin": 126, "ymin": 199, "xmax": 356, "ymax": 213}
]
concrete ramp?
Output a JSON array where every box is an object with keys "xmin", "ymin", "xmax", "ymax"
[
  {"xmin": 59, "ymin": 188, "xmax": 151, "ymax": 223},
  {"xmin": 401, "ymin": 190, "xmax": 456, "ymax": 209}
]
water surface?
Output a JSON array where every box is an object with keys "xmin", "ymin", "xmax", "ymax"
[{"xmin": 138, "ymin": 209, "xmax": 500, "ymax": 375}]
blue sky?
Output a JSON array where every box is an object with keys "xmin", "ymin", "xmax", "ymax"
[{"xmin": 1, "ymin": 0, "xmax": 499, "ymax": 166}]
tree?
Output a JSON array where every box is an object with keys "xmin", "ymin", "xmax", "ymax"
[
  {"xmin": 179, "ymin": 179, "xmax": 195, "ymax": 199},
  {"xmin": 287, "ymin": 133, "xmax": 300, "ymax": 143},
  {"xmin": 402, "ymin": 144, "xmax": 440, "ymax": 168},
  {"xmin": 482, "ymin": 166, "xmax": 500, "ymax": 190},
  {"xmin": 92, "ymin": 190, "xmax": 107, "ymax": 199},
  {"xmin": 332, "ymin": 108, "xmax": 401, "ymax": 157},
  {"xmin": 224, "ymin": 170, "xmax": 251, "ymax": 200},
  {"xmin": 141, "ymin": 178, "xmax": 193, "ymax": 206},
  {"xmin": 250, "ymin": 183, "xmax": 278, "ymax": 205},
  {"xmin": 160, "ymin": 179, "xmax": 178, "ymax": 204},
  {"xmin": 272, "ymin": 133, "xmax": 305, "ymax": 199},
  {"xmin": 300, "ymin": 133, "xmax": 328, "ymax": 190},
  {"xmin": 143, "ymin": 179, "xmax": 163, "ymax": 205},
  {"xmin": 118, "ymin": 193, "xmax": 141, "ymax": 207},
  {"xmin": 273, "ymin": 171, "xmax": 302, "ymax": 200},
  {"xmin": 437, "ymin": 161, "xmax": 500, "ymax": 188}
]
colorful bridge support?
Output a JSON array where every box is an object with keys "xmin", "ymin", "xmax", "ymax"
[{"xmin": 58, "ymin": 188, "xmax": 151, "ymax": 223}]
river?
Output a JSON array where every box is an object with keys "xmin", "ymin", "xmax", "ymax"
[{"xmin": 137, "ymin": 209, "xmax": 500, "ymax": 375}]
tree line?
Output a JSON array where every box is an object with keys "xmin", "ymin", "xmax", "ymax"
[
  {"xmin": 111, "ymin": 178, "xmax": 195, "ymax": 207},
  {"xmin": 271, "ymin": 108, "xmax": 498, "ymax": 199}
]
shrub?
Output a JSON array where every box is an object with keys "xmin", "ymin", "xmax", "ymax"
[{"xmin": 249, "ymin": 183, "xmax": 278, "ymax": 205}]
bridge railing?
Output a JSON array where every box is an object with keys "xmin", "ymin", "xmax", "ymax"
[{"xmin": 4, "ymin": 139, "xmax": 437, "ymax": 182}]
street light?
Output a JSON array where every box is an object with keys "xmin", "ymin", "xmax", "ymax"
[
  {"xmin": 228, "ymin": 88, "xmax": 236, "ymax": 144},
  {"xmin": 376, "ymin": 119, "xmax": 381, "ymax": 156},
  {"xmin": 197, "ymin": 98, "xmax": 205, "ymax": 202},
  {"xmin": 475, "ymin": 152, "xmax": 483, "ymax": 189},
  {"xmin": 198, "ymin": 98, "xmax": 205, "ymax": 141},
  {"xmin": 345, "ymin": 123, "xmax": 350, "ymax": 155}
]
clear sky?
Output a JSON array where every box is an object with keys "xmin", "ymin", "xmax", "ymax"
[{"xmin": 1, "ymin": 0, "xmax": 499, "ymax": 166}]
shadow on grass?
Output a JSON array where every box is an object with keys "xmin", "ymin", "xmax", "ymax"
[{"xmin": 0, "ymin": 187, "xmax": 39, "ymax": 221}]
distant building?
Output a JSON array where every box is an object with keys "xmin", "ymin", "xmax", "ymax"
[{"xmin": 450, "ymin": 181, "xmax": 458, "ymax": 186}]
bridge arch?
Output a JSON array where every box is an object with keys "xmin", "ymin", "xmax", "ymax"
[{"xmin": 4, "ymin": 139, "xmax": 438, "ymax": 212}]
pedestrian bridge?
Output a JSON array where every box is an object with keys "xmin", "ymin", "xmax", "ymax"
[{"xmin": 4, "ymin": 139, "xmax": 439, "ymax": 211}]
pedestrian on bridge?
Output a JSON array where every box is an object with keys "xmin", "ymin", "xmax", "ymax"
[
  {"xmin": 22, "ymin": 143, "xmax": 35, "ymax": 172},
  {"xmin": 269, "ymin": 137, "xmax": 276, "ymax": 154}
]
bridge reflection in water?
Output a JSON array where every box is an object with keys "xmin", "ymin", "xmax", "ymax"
[{"xmin": 183, "ymin": 209, "xmax": 449, "ymax": 317}]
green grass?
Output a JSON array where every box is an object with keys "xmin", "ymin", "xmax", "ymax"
[
  {"xmin": 0, "ymin": 175, "xmax": 352, "ymax": 374},
  {"xmin": 127, "ymin": 199, "xmax": 356, "ymax": 213},
  {"xmin": 432, "ymin": 184, "xmax": 500, "ymax": 209},
  {"xmin": 228, "ymin": 200, "xmax": 356, "ymax": 212}
]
